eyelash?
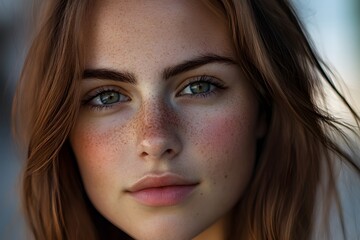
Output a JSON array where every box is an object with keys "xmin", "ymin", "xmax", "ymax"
[
  {"xmin": 82, "ymin": 86, "xmax": 129, "ymax": 111},
  {"xmin": 177, "ymin": 75, "xmax": 226, "ymax": 98},
  {"xmin": 82, "ymin": 75, "xmax": 227, "ymax": 111}
]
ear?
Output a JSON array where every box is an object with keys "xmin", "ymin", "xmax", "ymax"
[{"xmin": 256, "ymin": 108, "xmax": 268, "ymax": 138}]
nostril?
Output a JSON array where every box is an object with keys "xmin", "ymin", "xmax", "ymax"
[
  {"xmin": 140, "ymin": 152, "xmax": 149, "ymax": 157},
  {"xmin": 139, "ymin": 148, "xmax": 175, "ymax": 160}
]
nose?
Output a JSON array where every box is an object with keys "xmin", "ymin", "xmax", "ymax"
[{"xmin": 135, "ymin": 99, "xmax": 182, "ymax": 161}]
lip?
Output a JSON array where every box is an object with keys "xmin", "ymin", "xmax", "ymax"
[{"xmin": 126, "ymin": 173, "xmax": 199, "ymax": 207}]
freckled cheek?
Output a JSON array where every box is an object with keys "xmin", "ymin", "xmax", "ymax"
[
  {"xmin": 70, "ymin": 117, "xmax": 131, "ymax": 176},
  {"xmin": 190, "ymin": 111, "xmax": 257, "ymax": 176}
]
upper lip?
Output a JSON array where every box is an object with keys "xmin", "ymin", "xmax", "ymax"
[{"xmin": 127, "ymin": 173, "xmax": 198, "ymax": 192}]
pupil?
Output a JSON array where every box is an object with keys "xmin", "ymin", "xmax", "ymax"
[
  {"xmin": 191, "ymin": 82, "xmax": 209, "ymax": 93},
  {"xmin": 100, "ymin": 92, "xmax": 119, "ymax": 104}
]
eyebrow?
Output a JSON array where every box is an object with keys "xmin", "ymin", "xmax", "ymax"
[
  {"xmin": 82, "ymin": 54, "xmax": 236, "ymax": 83},
  {"xmin": 83, "ymin": 68, "xmax": 136, "ymax": 84}
]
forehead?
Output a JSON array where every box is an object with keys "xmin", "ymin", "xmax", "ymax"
[{"xmin": 84, "ymin": 0, "xmax": 234, "ymax": 71}]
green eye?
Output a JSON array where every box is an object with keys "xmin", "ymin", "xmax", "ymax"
[
  {"xmin": 189, "ymin": 82, "xmax": 211, "ymax": 94},
  {"xmin": 180, "ymin": 81, "xmax": 214, "ymax": 95},
  {"xmin": 99, "ymin": 92, "xmax": 121, "ymax": 104},
  {"xmin": 178, "ymin": 76, "xmax": 226, "ymax": 98},
  {"xmin": 88, "ymin": 90, "xmax": 130, "ymax": 107}
]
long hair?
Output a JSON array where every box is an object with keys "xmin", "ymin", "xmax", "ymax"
[
  {"xmin": 211, "ymin": 1, "xmax": 360, "ymax": 239},
  {"xmin": 13, "ymin": 0, "xmax": 360, "ymax": 239}
]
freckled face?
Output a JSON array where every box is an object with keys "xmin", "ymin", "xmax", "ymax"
[{"xmin": 70, "ymin": 0, "xmax": 265, "ymax": 239}]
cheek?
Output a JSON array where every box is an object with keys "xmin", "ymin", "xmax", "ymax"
[
  {"xmin": 69, "ymin": 117, "xmax": 131, "ymax": 184},
  {"xmin": 201, "ymin": 117, "xmax": 240, "ymax": 151},
  {"xmin": 195, "ymin": 111, "xmax": 256, "ymax": 160},
  {"xmin": 188, "ymin": 107, "xmax": 258, "ymax": 187}
]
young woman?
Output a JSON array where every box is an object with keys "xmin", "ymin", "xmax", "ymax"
[{"xmin": 13, "ymin": 0, "xmax": 360, "ymax": 239}]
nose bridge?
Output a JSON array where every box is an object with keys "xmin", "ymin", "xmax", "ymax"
[
  {"xmin": 133, "ymin": 96, "xmax": 181, "ymax": 160},
  {"xmin": 139, "ymin": 98, "xmax": 171, "ymax": 136}
]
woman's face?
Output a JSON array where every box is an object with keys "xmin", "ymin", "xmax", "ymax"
[{"xmin": 70, "ymin": 0, "xmax": 265, "ymax": 239}]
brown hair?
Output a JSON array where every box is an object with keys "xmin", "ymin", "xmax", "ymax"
[{"xmin": 13, "ymin": 0, "xmax": 360, "ymax": 239}]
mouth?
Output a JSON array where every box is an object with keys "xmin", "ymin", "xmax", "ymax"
[{"xmin": 126, "ymin": 173, "xmax": 199, "ymax": 207}]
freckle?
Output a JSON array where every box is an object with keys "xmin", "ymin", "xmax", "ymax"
[
  {"xmin": 113, "ymin": 125, "xmax": 128, "ymax": 145},
  {"xmin": 135, "ymin": 101, "xmax": 183, "ymax": 136}
]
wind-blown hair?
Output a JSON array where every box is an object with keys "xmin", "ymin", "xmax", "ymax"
[{"xmin": 13, "ymin": 0, "xmax": 360, "ymax": 239}]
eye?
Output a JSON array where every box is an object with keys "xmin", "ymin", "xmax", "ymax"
[
  {"xmin": 92, "ymin": 91, "xmax": 129, "ymax": 105},
  {"xmin": 83, "ymin": 87, "xmax": 130, "ymax": 109},
  {"xmin": 181, "ymin": 82, "xmax": 213, "ymax": 95},
  {"xmin": 178, "ymin": 75, "xmax": 226, "ymax": 97}
]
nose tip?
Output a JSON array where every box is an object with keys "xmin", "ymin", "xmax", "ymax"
[{"xmin": 138, "ymin": 137, "xmax": 179, "ymax": 160}]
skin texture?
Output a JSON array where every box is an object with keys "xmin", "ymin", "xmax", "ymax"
[{"xmin": 70, "ymin": 0, "xmax": 266, "ymax": 239}]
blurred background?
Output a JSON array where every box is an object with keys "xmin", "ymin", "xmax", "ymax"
[{"xmin": 0, "ymin": 0, "xmax": 359, "ymax": 239}]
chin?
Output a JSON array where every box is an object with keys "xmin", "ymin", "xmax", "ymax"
[
  {"xmin": 121, "ymin": 220, "xmax": 207, "ymax": 240},
  {"xmin": 127, "ymin": 229, "xmax": 199, "ymax": 240}
]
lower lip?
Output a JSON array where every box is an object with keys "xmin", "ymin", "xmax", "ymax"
[{"xmin": 129, "ymin": 185, "xmax": 197, "ymax": 207}]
